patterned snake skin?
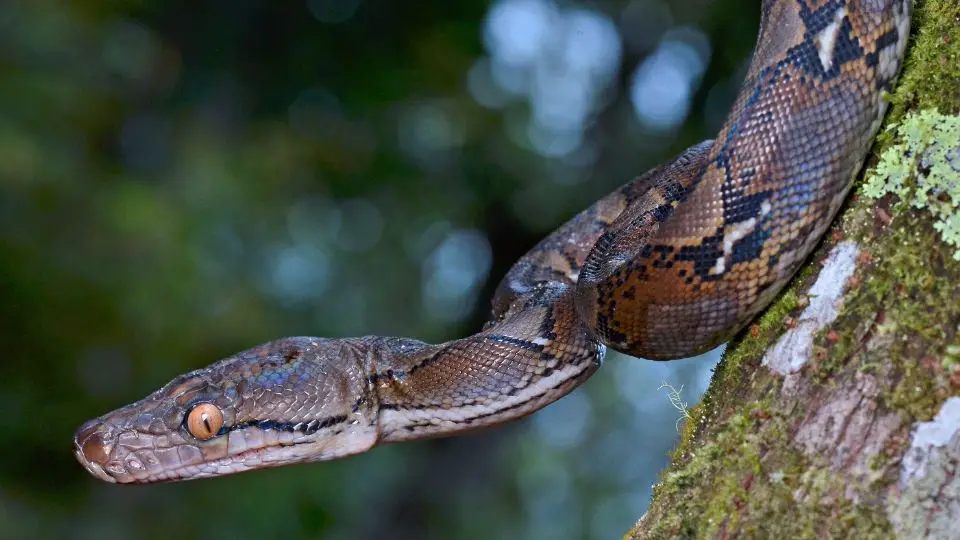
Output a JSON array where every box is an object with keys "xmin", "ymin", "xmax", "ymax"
[{"xmin": 75, "ymin": 0, "xmax": 912, "ymax": 484}]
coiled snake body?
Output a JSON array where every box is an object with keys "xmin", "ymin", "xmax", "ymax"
[{"xmin": 76, "ymin": 0, "xmax": 912, "ymax": 484}]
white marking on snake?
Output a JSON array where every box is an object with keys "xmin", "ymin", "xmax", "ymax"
[
  {"xmin": 816, "ymin": 7, "xmax": 846, "ymax": 72},
  {"xmin": 713, "ymin": 216, "xmax": 761, "ymax": 275},
  {"xmin": 712, "ymin": 201, "xmax": 772, "ymax": 274},
  {"xmin": 713, "ymin": 257, "xmax": 725, "ymax": 275}
]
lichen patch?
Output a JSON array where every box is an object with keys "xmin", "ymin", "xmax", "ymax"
[
  {"xmin": 761, "ymin": 241, "xmax": 859, "ymax": 379},
  {"xmin": 863, "ymin": 110, "xmax": 960, "ymax": 260},
  {"xmin": 887, "ymin": 397, "xmax": 960, "ymax": 540},
  {"xmin": 899, "ymin": 396, "xmax": 960, "ymax": 486}
]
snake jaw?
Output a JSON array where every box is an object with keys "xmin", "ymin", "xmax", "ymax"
[
  {"xmin": 74, "ymin": 422, "xmax": 379, "ymax": 484},
  {"xmin": 74, "ymin": 418, "xmax": 117, "ymax": 483}
]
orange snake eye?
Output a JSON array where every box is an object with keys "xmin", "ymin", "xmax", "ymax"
[{"xmin": 185, "ymin": 403, "xmax": 224, "ymax": 440}]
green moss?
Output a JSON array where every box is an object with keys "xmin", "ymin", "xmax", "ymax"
[
  {"xmin": 884, "ymin": 0, "xmax": 960, "ymax": 125},
  {"xmin": 945, "ymin": 344, "xmax": 960, "ymax": 371},
  {"xmin": 636, "ymin": 395, "xmax": 896, "ymax": 539}
]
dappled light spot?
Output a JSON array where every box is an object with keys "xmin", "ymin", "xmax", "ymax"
[
  {"xmin": 479, "ymin": 0, "xmax": 621, "ymax": 158},
  {"xmin": 263, "ymin": 244, "xmax": 332, "ymax": 304},
  {"xmin": 421, "ymin": 229, "xmax": 491, "ymax": 322},
  {"xmin": 397, "ymin": 101, "xmax": 466, "ymax": 170},
  {"xmin": 629, "ymin": 28, "xmax": 711, "ymax": 131}
]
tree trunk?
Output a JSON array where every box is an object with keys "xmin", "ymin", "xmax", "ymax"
[{"xmin": 628, "ymin": 1, "xmax": 960, "ymax": 538}]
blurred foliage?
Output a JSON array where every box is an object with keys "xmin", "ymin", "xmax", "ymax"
[{"xmin": 0, "ymin": 0, "xmax": 758, "ymax": 538}]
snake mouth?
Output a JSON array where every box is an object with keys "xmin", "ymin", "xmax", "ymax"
[
  {"xmin": 74, "ymin": 446, "xmax": 118, "ymax": 483},
  {"xmin": 74, "ymin": 419, "xmax": 119, "ymax": 483},
  {"xmin": 72, "ymin": 436, "xmax": 270, "ymax": 484},
  {"xmin": 122, "ymin": 437, "xmax": 339, "ymax": 484}
]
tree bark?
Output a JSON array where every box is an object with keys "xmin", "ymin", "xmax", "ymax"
[{"xmin": 628, "ymin": 2, "xmax": 960, "ymax": 538}]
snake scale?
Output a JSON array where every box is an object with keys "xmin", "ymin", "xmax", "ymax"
[{"xmin": 75, "ymin": 0, "xmax": 911, "ymax": 484}]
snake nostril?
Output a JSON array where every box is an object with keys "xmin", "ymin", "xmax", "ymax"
[{"xmin": 75, "ymin": 420, "xmax": 112, "ymax": 465}]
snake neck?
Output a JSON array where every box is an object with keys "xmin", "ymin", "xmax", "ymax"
[{"xmin": 367, "ymin": 285, "xmax": 604, "ymax": 443}]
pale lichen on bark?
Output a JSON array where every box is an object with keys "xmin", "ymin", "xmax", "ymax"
[
  {"xmin": 888, "ymin": 397, "xmax": 960, "ymax": 538},
  {"xmin": 760, "ymin": 241, "xmax": 858, "ymax": 390},
  {"xmin": 628, "ymin": 1, "xmax": 960, "ymax": 538}
]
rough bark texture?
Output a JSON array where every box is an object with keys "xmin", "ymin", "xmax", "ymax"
[{"xmin": 628, "ymin": 2, "xmax": 960, "ymax": 538}]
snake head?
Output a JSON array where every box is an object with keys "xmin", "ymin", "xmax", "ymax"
[{"xmin": 74, "ymin": 336, "xmax": 379, "ymax": 483}]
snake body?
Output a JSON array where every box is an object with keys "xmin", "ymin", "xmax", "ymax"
[{"xmin": 75, "ymin": 0, "xmax": 912, "ymax": 484}]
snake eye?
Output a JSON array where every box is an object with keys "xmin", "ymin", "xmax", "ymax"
[{"xmin": 185, "ymin": 403, "xmax": 224, "ymax": 440}]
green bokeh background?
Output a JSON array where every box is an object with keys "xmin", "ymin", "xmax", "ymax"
[{"xmin": 1, "ymin": 0, "xmax": 757, "ymax": 538}]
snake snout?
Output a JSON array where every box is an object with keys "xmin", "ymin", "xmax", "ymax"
[{"xmin": 74, "ymin": 419, "xmax": 117, "ymax": 483}]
